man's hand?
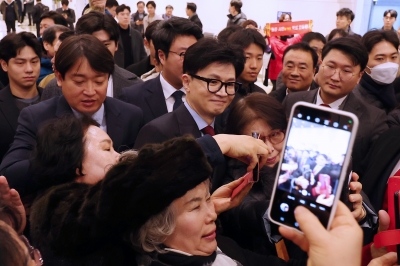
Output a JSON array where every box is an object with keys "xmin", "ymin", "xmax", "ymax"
[
  {"xmin": 349, "ymin": 172, "xmax": 365, "ymax": 222},
  {"xmin": 279, "ymin": 201, "xmax": 362, "ymax": 266},
  {"xmin": 371, "ymin": 210, "xmax": 391, "ymax": 259},
  {"xmin": 0, "ymin": 176, "xmax": 26, "ymax": 234},
  {"xmin": 211, "ymin": 176, "xmax": 253, "ymax": 215},
  {"xmin": 213, "ymin": 134, "xmax": 272, "ymax": 172}
]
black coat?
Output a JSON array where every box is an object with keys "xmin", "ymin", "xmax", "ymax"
[
  {"xmin": 114, "ymin": 26, "xmax": 147, "ymax": 69},
  {"xmin": 269, "ymin": 80, "xmax": 319, "ymax": 103},
  {"xmin": 0, "ymin": 96, "xmax": 144, "ymax": 196},
  {"xmin": 189, "ymin": 14, "xmax": 203, "ymax": 30},
  {"xmin": 126, "ymin": 56, "xmax": 153, "ymax": 77}
]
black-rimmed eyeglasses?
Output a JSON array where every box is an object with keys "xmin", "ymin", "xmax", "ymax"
[{"xmin": 189, "ymin": 74, "xmax": 242, "ymax": 96}]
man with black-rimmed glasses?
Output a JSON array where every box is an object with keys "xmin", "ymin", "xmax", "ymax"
[{"xmin": 133, "ymin": 37, "xmax": 244, "ymax": 149}]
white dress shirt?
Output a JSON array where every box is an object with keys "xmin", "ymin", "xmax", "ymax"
[
  {"xmin": 315, "ymin": 88, "xmax": 347, "ymax": 110},
  {"xmin": 107, "ymin": 75, "xmax": 114, "ymax": 98},
  {"xmin": 160, "ymin": 72, "xmax": 186, "ymax": 112},
  {"xmin": 72, "ymin": 104, "xmax": 107, "ymax": 132}
]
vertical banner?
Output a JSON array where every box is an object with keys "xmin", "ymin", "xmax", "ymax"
[{"xmin": 265, "ymin": 20, "xmax": 313, "ymax": 37}]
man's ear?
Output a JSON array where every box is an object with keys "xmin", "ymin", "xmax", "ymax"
[
  {"xmin": 0, "ymin": 60, "xmax": 8, "ymax": 72},
  {"xmin": 55, "ymin": 70, "xmax": 63, "ymax": 87},
  {"xmin": 114, "ymin": 41, "xmax": 118, "ymax": 52},
  {"xmin": 356, "ymin": 71, "xmax": 364, "ymax": 84},
  {"xmin": 182, "ymin": 74, "xmax": 190, "ymax": 93},
  {"xmin": 43, "ymin": 41, "xmax": 51, "ymax": 52},
  {"xmin": 143, "ymin": 38, "xmax": 149, "ymax": 49},
  {"xmin": 158, "ymin": 49, "xmax": 166, "ymax": 66}
]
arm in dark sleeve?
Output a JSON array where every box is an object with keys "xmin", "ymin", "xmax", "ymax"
[
  {"xmin": 195, "ymin": 135, "xmax": 225, "ymax": 168},
  {"xmin": 133, "ymin": 123, "xmax": 168, "ymax": 150}
]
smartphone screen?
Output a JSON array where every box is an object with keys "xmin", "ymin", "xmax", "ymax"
[{"xmin": 269, "ymin": 102, "xmax": 358, "ymax": 230}]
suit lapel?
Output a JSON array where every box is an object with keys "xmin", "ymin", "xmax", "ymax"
[
  {"xmin": 112, "ymin": 65, "xmax": 135, "ymax": 99},
  {"xmin": 144, "ymin": 76, "xmax": 168, "ymax": 118},
  {"xmin": 342, "ymin": 92, "xmax": 361, "ymax": 116},
  {"xmin": 103, "ymin": 98, "xmax": 125, "ymax": 151},
  {"xmin": 304, "ymin": 89, "xmax": 318, "ymax": 103},
  {"xmin": 0, "ymin": 86, "xmax": 20, "ymax": 131},
  {"xmin": 174, "ymin": 104, "xmax": 202, "ymax": 138}
]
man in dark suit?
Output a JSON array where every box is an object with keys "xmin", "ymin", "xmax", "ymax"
[
  {"xmin": 55, "ymin": 0, "xmax": 75, "ymax": 30},
  {"xmin": 186, "ymin": 2, "xmax": 202, "ymax": 31},
  {"xmin": 0, "ymin": 35, "xmax": 143, "ymax": 197},
  {"xmin": 115, "ymin": 4, "xmax": 146, "ymax": 69},
  {"xmin": 0, "ymin": 32, "xmax": 42, "ymax": 162},
  {"xmin": 283, "ymin": 37, "xmax": 388, "ymax": 173},
  {"xmin": 41, "ymin": 12, "xmax": 143, "ymax": 101},
  {"xmin": 270, "ymin": 42, "xmax": 319, "ymax": 103},
  {"xmin": 119, "ymin": 17, "xmax": 203, "ymax": 124}
]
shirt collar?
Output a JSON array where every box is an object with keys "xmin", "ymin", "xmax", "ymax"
[
  {"xmin": 286, "ymin": 86, "xmax": 311, "ymax": 96},
  {"xmin": 71, "ymin": 104, "xmax": 105, "ymax": 125},
  {"xmin": 315, "ymin": 88, "xmax": 347, "ymax": 109},
  {"xmin": 160, "ymin": 72, "xmax": 185, "ymax": 100},
  {"xmin": 184, "ymin": 101, "xmax": 215, "ymax": 131}
]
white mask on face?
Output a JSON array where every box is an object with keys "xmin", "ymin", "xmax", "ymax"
[{"xmin": 366, "ymin": 62, "xmax": 399, "ymax": 84}]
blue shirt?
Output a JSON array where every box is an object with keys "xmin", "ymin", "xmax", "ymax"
[{"xmin": 184, "ymin": 102, "xmax": 215, "ymax": 135}]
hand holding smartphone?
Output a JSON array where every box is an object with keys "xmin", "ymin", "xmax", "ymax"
[{"xmin": 268, "ymin": 102, "xmax": 359, "ymax": 231}]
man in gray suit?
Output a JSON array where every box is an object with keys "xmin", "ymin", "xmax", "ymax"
[
  {"xmin": 283, "ymin": 37, "xmax": 388, "ymax": 173},
  {"xmin": 41, "ymin": 12, "xmax": 142, "ymax": 101}
]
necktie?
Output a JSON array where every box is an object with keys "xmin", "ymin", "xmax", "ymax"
[
  {"xmin": 394, "ymin": 169, "xmax": 400, "ymax": 176},
  {"xmin": 172, "ymin": 91, "xmax": 184, "ymax": 111},
  {"xmin": 320, "ymin": 104, "xmax": 331, "ymax": 108},
  {"xmin": 201, "ymin": 126, "xmax": 215, "ymax": 136}
]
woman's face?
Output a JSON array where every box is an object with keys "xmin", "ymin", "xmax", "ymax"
[
  {"xmin": 283, "ymin": 14, "xmax": 291, "ymax": 22},
  {"xmin": 164, "ymin": 182, "xmax": 217, "ymax": 256},
  {"xmin": 242, "ymin": 119, "xmax": 284, "ymax": 167},
  {"xmin": 77, "ymin": 126, "xmax": 120, "ymax": 184}
]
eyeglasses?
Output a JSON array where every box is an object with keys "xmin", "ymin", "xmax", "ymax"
[
  {"xmin": 321, "ymin": 65, "xmax": 355, "ymax": 82},
  {"xmin": 19, "ymin": 235, "xmax": 43, "ymax": 266},
  {"xmin": 189, "ymin": 74, "xmax": 242, "ymax": 96},
  {"xmin": 169, "ymin": 50, "xmax": 185, "ymax": 60},
  {"xmin": 259, "ymin": 130, "xmax": 285, "ymax": 145}
]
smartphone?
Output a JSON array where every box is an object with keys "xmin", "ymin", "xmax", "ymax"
[
  {"xmin": 252, "ymin": 132, "xmax": 260, "ymax": 182},
  {"xmin": 339, "ymin": 157, "xmax": 353, "ymax": 211},
  {"xmin": 268, "ymin": 102, "xmax": 359, "ymax": 231}
]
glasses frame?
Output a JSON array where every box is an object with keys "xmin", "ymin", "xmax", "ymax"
[
  {"xmin": 260, "ymin": 130, "xmax": 286, "ymax": 145},
  {"xmin": 169, "ymin": 50, "xmax": 185, "ymax": 60},
  {"xmin": 19, "ymin": 235, "xmax": 43, "ymax": 266},
  {"xmin": 189, "ymin": 74, "xmax": 242, "ymax": 96},
  {"xmin": 321, "ymin": 65, "xmax": 356, "ymax": 82}
]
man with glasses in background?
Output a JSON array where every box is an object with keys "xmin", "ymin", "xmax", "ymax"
[{"xmin": 282, "ymin": 37, "xmax": 388, "ymax": 173}]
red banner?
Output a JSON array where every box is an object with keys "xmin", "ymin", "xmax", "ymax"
[{"xmin": 265, "ymin": 20, "xmax": 313, "ymax": 37}]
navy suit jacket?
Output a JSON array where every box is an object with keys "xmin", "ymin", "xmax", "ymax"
[
  {"xmin": 119, "ymin": 75, "xmax": 167, "ymax": 125},
  {"xmin": 0, "ymin": 96, "xmax": 144, "ymax": 196}
]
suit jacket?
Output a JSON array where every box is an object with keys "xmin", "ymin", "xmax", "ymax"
[
  {"xmin": 189, "ymin": 14, "xmax": 203, "ymax": 30},
  {"xmin": 55, "ymin": 7, "xmax": 75, "ymax": 23},
  {"xmin": 0, "ymin": 86, "xmax": 43, "ymax": 162},
  {"xmin": 269, "ymin": 80, "xmax": 319, "ymax": 103},
  {"xmin": 126, "ymin": 55, "xmax": 153, "ymax": 77},
  {"xmin": 282, "ymin": 90, "xmax": 388, "ymax": 174},
  {"xmin": 0, "ymin": 96, "xmax": 144, "ymax": 196},
  {"xmin": 114, "ymin": 26, "xmax": 147, "ymax": 69},
  {"xmin": 41, "ymin": 65, "xmax": 143, "ymax": 101},
  {"xmin": 119, "ymin": 75, "xmax": 167, "ymax": 125}
]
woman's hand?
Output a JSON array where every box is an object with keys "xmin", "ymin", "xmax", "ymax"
[
  {"xmin": 368, "ymin": 252, "xmax": 397, "ymax": 266},
  {"xmin": 348, "ymin": 172, "xmax": 365, "ymax": 222},
  {"xmin": 371, "ymin": 210, "xmax": 391, "ymax": 259},
  {"xmin": 211, "ymin": 176, "xmax": 253, "ymax": 215},
  {"xmin": 0, "ymin": 176, "xmax": 26, "ymax": 234}
]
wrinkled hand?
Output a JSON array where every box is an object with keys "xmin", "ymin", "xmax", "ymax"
[
  {"xmin": 211, "ymin": 175, "xmax": 253, "ymax": 215},
  {"xmin": 349, "ymin": 172, "xmax": 365, "ymax": 222},
  {"xmin": 280, "ymin": 201, "xmax": 362, "ymax": 266},
  {"xmin": 213, "ymin": 134, "xmax": 272, "ymax": 172},
  {"xmin": 0, "ymin": 176, "xmax": 26, "ymax": 234},
  {"xmin": 368, "ymin": 252, "xmax": 397, "ymax": 266},
  {"xmin": 371, "ymin": 210, "xmax": 391, "ymax": 259}
]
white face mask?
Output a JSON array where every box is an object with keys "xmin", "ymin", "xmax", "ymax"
[{"xmin": 366, "ymin": 62, "xmax": 399, "ymax": 84}]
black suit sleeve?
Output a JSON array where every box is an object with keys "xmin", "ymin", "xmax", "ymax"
[
  {"xmin": 133, "ymin": 122, "xmax": 169, "ymax": 149},
  {"xmin": 195, "ymin": 135, "xmax": 225, "ymax": 168}
]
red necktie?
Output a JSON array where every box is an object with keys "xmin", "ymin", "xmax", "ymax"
[
  {"xmin": 320, "ymin": 104, "xmax": 331, "ymax": 108},
  {"xmin": 394, "ymin": 169, "xmax": 400, "ymax": 176},
  {"xmin": 201, "ymin": 126, "xmax": 215, "ymax": 136}
]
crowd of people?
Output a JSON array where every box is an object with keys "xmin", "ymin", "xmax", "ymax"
[{"xmin": 0, "ymin": 0, "xmax": 399, "ymax": 265}]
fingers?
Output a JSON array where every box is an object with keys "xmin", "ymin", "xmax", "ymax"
[
  {"xmin": 0, "ymin": 176, "xmax": 12, "ymax": 201},
  {"xmin": 279, "ymin": 226, "xmax": 310, "ymax": 252},
  {"xmin": 230, "ymin": 182, "xmax": 253, "ymax": 207},
  {"xmin": 223, "ymin": 176, "xmax": 244, "ymax": 190},
  {"xmin": 368, "ymin": 252, "xmax": 397, "ymax": 266},
  {"xmin": 378, "ymin": 210, "xmax": 390, "ymax": 233},
  {"xmin": 349, "ymin": 181, "xmax": 362, "ymax": 194},
  {"xmin": 349, "ymin": 193, "xmax": 362, "ymax": 205},
  {"xmin": 248, "ymin": 139, "xmax": 271, "ymax": 171},
  {"xmin": 351, "ymin": 172, "xmax": 359, "ymax": 182},
  {"xmin": 330, "ymin": 201, "xmax": 360, "ymax": 229},
  {"xmin": 10, "ymin": 189, "xmax": 23, "ymax": 207}
]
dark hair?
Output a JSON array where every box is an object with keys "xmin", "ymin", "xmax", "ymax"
[
  {"xmin": 0, "ymin": 204, "xmax": 22, "ymax": 233},
  {"xmin": 61, "ymin": 0, "xmax": 69, "ymax": 5},
  {"xmin": 336, "ymin": 8, "xmax": 355, "ymax": 22},
  {"xmin": 32, "ymin": 115, "xmax": 98, "ymax": 188},
  {"xmin": 0, "ymin": 220, "xmax": 27, "ymax": 266},
  {"xmin": 230, "ymin": 0, "xmax": 242, "ymax": 13},
  {"xmin": 327, "ymin": 28, "xmax": 348, "ymax": 41},
  {"xmin": 152, "ymin": 17, "xmax": 203, "ymax": 63},
  {"xmin": 137, "ymin": 1, "xmax": 145, "ymax": 6},
  {"xmin": 225, "ymin": 93, "xmax": 287, "ymax": 134},
  {"xmin": 183, "ymin": 38, "xmax": 245, "ymax": 78},
  {"xmin": 40, "ymin": 11, "xmax": 68, "ymax": 27},
  {"xmin": 146, "ymin": 1, "xmax": 156, "ymax": 8},
  {"xmin": 384, "ymin": 9, "xmax": 398, "ymax": 18},
  {"xmin": 283, "ymin": 42, "xmax": 318, "ymax": 68},
  {"xmin": 302, "ymin": 32, "xmax": 326, "ymax": 45},
  {"xmin": 166, "ymin": 5, "xmax": 173, "ymax": 10},
  {"xmin": 116, "ymin": 4, "xmax": 131, "ymax": 14},
  {"xmin": 241, "ymin": 19, "xmax": 258, "ymax": 29},
  {"xmin": 217, "ymin": 25, "xmax": 243, "ymax": 43},
  {"xmin": 227, "ymin": 28, "xmax": 266, "ymax": 52},
  {"xmin": 186, "ymin": 2, "xmax": 197, "ymax": 13},
  {"xmin": 322, "ymin": 37, "xmax": 368, "ymax": 70},
  {"xmin": 106, "ymin": 0, "xmax": 119, "ymax": 8},
  {"xmin": 279, "ymin": 13, "xmax": 292, "ymax": 22},
  {"xmin": 42, "ymin": 25, "xmax": 71, "ymax": 45},
  {"xmin": 76, "ymin": 12, "xmax": 120, "ymax": 44},
  {"xmin": 58, "ymin": 30, "xmax": 75, "ymax": 42},
  {"xmin": 55, "ymin": 34, "xmax": 115, "ymax": 79},
  {"xmin": 362, "ymin": 29, "xmax": 400, "ymax": 53},
  {"xmin": 0, "ymin": 32, "xmax": 41, "ymax": 63},
  {"xmin": 145, "ymin": 20, "xmax": 162, "ymax": 42}
]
